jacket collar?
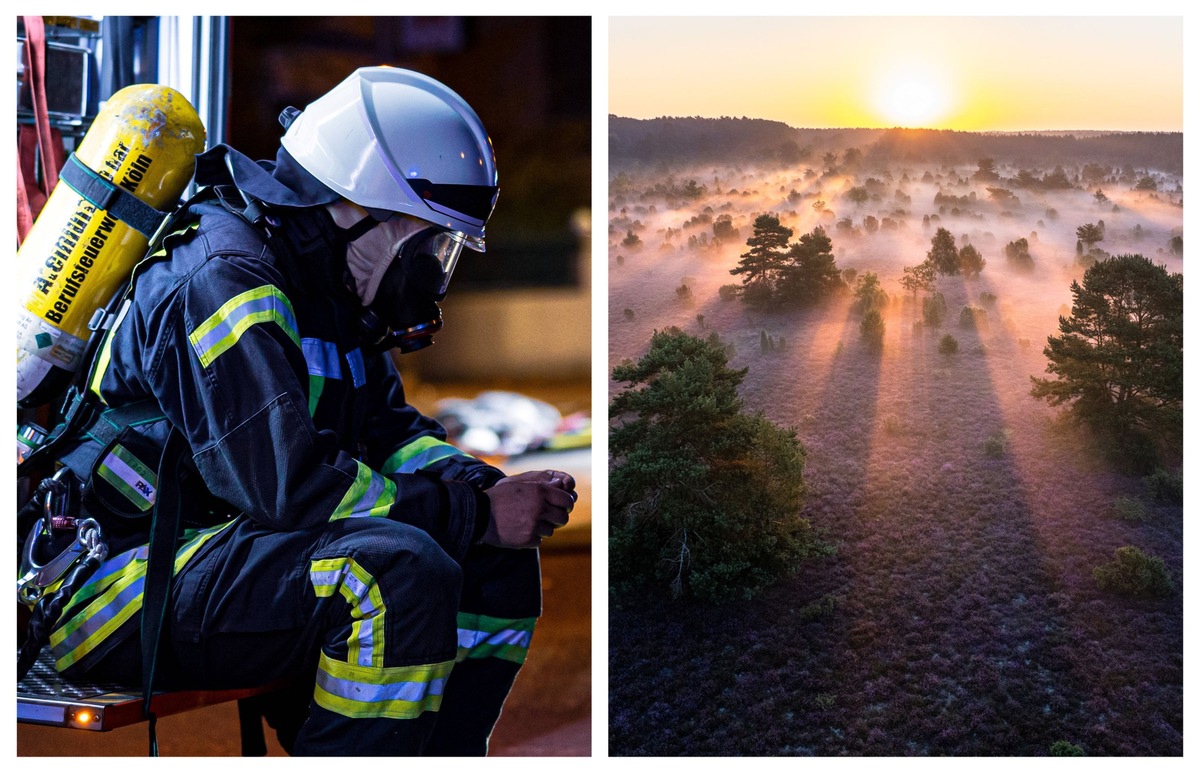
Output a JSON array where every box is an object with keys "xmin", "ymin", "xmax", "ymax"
[{"xmin": 194, "ymin": 145, "xmax": 339, "ymax": 209}]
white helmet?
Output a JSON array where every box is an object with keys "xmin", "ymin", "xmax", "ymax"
[{"xmin": 280, "ymin": 66, "xmax": 498, "ymax": 250}]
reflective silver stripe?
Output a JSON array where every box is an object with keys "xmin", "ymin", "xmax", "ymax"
[
  {"xmin": 330, "ymin": 462, "xmax": 396, "ymax": 521},
  {"xmin": 457, "ymin": 627, "xmax": 533, "ymax": 650},
  {"xmin": 98, "ymin": 448, "xmax": 157, "ymax": 505},
  {"xmin": 310, "ymin": 567, "xmax": 346, "ymax": 593},
  {"xmin": 52, "ymin": 567, "xmax": 146, "ymax": 657},
  {"xmin": 342, "ymin": 570, "xmax": 380, "ymax": 667},
  {"xmin": 310, "ymin": 558, "xmax": 386, "ymax": 669},
  {"xmin": 302, "ymin": 338, "xmax": 343, "ymax": 379},
  {"xmin": 395, "ymin": 446, "xmax": 464, "ymax": 473},
  {"xmin": 316, "ymin": 667, "xmax": 448, "ymax": 703}
]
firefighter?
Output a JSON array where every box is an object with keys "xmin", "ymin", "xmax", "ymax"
[{"xmin": 43, "ymin": 67, "xmax": 575, "ymax": 755}]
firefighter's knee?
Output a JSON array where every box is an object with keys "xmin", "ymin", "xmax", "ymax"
[{"xmin": 310, "ymin": 518, "xmax": 462, "ymax": 663}]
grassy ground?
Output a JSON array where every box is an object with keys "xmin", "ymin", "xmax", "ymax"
[{"xmin": 608, "ymin": 176, "xmax": 1183, "ymax": 756}]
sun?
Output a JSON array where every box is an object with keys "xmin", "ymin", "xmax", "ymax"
[{"xmin": 872, "ymin": 64, "xmax": 953, "ymax": 128}]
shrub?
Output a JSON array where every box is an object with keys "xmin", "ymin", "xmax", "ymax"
[
  {"xmin": 983, "ymin": 428, "xmax": 1010, "ymax": 457},
  {"xmin": 1111, "ymin": 495, "xmax": 1148, "ymax": 523},
  {"xmin": 675, "ymin": 283, "xmax": 694, "ymax": 304},
  {"xmin": 623, "ymin": 308, "xmax": 635, "ymax": 321},
  {"xmin": 881, "ymin": 414, "xmax": 902, "ymax": 434},
  {"xmin": 1093, "ymin": 546, "xmax": 1173, "ymax": 597},
  {"xmin": 853, "ymin": 272, "xmax": 889, "ymax": 313},
  {"xmin": 979, "ymin": 291, "xmax": 998, "ymax": 306},
  {"xmin": 616, "ymin": 254, "xmax": 625, "ymax": 266},
  {"xmin": 959, "ymin": 305, "xmax": 988, "ymax": 329},
  {"xmin": 718, "ymin": 283, "xmax": 741, "ymax": 301},
  {"xmin": 1144, "ymin": 468, "xmax": 1183, "ymax": 504},
  {"xmin": 860, "ymin": 309, "xmax": 885, "ymax": 352},
  {"xmin": 922, "ymin": 293, "xmax": 947, "ymax": 327},
  {"xmin": 796, "ymin": 594, "xmax": 837, "ymax": 623},
  {"xmin": 938, "ymin": 334, "xmax": 958, "ymax": 355},
  {"xmin": 1050, "ymin": 741, "xmax": 1085, "ymax": 757},
  {"xmin": 696, "ymin": 313, "xmax": 706, "ymax": 329}
]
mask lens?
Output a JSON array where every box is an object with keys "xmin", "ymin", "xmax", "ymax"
[{"xmin": 412, "ymin": 230, "xmax": 467, "ymax": 295}]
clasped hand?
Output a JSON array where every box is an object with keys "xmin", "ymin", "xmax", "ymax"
[{"xmin": 482, "ymin": 469, "xmax": 576, "ymax": 549}]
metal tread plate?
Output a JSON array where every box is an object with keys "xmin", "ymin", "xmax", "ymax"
[{"xmin": 18, "ymin": 648, "xmax": 276, "ymax": 731}]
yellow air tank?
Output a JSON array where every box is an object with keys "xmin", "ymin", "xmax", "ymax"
[{"xmin": 16, "ymin": 84, "xmax": 206, "ymax": 406}]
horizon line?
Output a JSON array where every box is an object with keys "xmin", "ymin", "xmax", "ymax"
[{"xmin": 608, "ymin": 115, "xmax": 1183, "ymax": 135}]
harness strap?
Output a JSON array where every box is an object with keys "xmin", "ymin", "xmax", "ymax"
[
  {"xmin": 59, "ymin": 153, "xmax": 173, "ymax": 238},
  {"xmin": 84, "ymin": 399, "xmax": 167, "ymax": 447},
  {"xmin": 140, "ymin": 428, "xmax": 188, "ymax": 757}
]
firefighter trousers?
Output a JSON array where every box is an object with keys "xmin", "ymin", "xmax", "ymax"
[{"xmin": 81, "ymin": 516, "xmax": 542, "ymax": 755}]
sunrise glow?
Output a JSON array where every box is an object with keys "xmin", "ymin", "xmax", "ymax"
[
  {"xmin": 610, "ymin": 17, "xmax": 1182, "ymax": 132},
  {"xmin": 872, "ymin": 63, "xmax": 953, "ymax": 127}
]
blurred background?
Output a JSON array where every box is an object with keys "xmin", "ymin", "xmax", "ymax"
[{"xmin": 16, "ymin": 15, "xmax": 591, "ymax": 756}]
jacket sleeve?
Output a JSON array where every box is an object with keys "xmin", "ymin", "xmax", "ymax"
[
  {"xmin": 141, "ymin": 254, "xmax": 478, "ymax": 558},
  {"xmin": 362, "ymin": 352, "xmax": 507, "ymax": 491}
]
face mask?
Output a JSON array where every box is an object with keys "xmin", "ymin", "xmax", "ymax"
[{"xmin": 325, "ymin": 201, "xmax": 468, "ymax": 353}]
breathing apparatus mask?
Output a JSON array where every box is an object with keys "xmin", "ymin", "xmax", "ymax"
[{"xmin": 327, "ymin": 200, "xmax": 467, "ymax": 353}]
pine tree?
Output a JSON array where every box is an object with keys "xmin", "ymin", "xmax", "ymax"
[
  {"xmin": 610, "ymin": 328, "xmax": 826, "ymax": 602},
  {"xmin": 730, "ymin": 214, "xmax": 792, "ymax": 305},
  {"xmin": 1031, "ymin": 255, "xmax": 1182, "ymax": 461},
  {"xmin": 927, "ymin": 227, "xmax": 960, "ymax": 275}
]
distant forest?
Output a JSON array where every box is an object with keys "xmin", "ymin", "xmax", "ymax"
[{"xmin": 609, "ymin": 116, "xmax": 1183, "ymax": 174}]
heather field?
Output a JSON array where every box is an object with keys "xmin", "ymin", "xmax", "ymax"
[{"xmin": 607, "ymin": 154, "xmax": 1184, "ymax": 755}]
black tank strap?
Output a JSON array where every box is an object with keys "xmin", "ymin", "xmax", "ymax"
[{"xmin": 58, "ymin": 153, "xmax": 173, "ymax": 238}]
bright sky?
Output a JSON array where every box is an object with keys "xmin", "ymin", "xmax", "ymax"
[{"xmin": 609, "ymin": 16, "xmax": 1183, "ymax": 131}]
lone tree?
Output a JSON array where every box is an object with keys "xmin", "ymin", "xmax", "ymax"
[
  {"xmin": 973, "ymin": 157, "xmax": 1000, "ymax": 181},
  {"xmin": 1076, "ymin": 222, "xmax": 1104, "ymax": 253},
  {"xmin": 1031, "ymin": 254, "xmax": 1183, "ymax": 464},
  {"xmin": 900, "ymin": 261, "xmax": 938, "ymax": 295},
  {"xmin": 852, "ymin": 271, "xmax": 889, "ymax": 313},
  {"xmin": 610, "ymin": 329, "xmax": 826, "ymax": 603},
  {"xmin": 958, "ymin": 244, "xmax": 987, "ymax": 278},
  {"xmin": 927, "ymin": 227, "xmax": 960, "ymax": 276},
  {"xmin": 731, "ymin": 213, "xmax": 792, "ymax": 304}
]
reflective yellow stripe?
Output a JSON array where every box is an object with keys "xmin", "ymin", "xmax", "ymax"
[
  {"xmin": 330, "ymin": 461, "xmax": 396, "ymax": 521},
  {"xmin": 188, "ymin": 284, "xmax": 300, "ymax": 367},
  {"xmin": 313, "ymin": 652, "xmax": 453, "ymax": 720},
  {"xmin": 382, "ymin": 436, "xmax": 471, "ymax": 474},
  {"xmin": 88, "ymin": 223, "xmax": 199, "ymax": 401},
  {"xmin": 310, "ymin": 557, "xmax": 387, "ymax": 669}
]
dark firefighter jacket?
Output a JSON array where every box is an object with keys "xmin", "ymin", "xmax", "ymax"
[{"xmin": 49, "ymin": 145, "xmax": 503, "ymax": 673}]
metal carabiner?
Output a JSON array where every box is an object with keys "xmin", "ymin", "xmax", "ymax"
[{"xmin": 17, "ymin": 517, "xmax": 107, "ymax": 608}]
